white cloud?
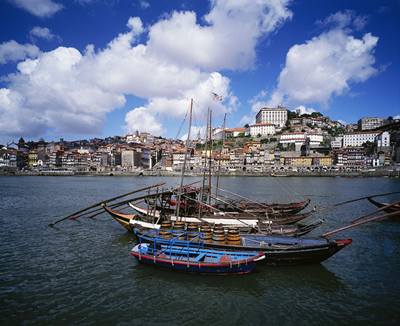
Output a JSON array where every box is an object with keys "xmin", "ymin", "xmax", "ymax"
[
  {"xmin": 393, "ymin": 115, "xmax": 400, "ymax": 120},
  {"xmin": 0, "ymin": 40, "xmax": 40, "ymax": 64},
  {"xmin": 317, "ymin": 10, "xmax": 367, "ymax": 31},
  {"xmin": 125, "ymin": 107, "xmax": 164, "ymax": 136},
  {"xmin": 29, "ymin": 27, "xmax": 59, "ymax": 42},
  {"xmin": 147, "ymin": 0, "xmax": 292, "ymax": 71},
  {"xmin": 0, "ymin": 0, "xmax": 293, "ymax": 138},
  {"xmin": 293, "ymin": 105, "xmax": 315, "ymax": 115},
  {"xmin": 269, "ymin": 12, "xmax": 378, "ymax": 107},
  {"xmin": 8, "ymin": 0, "xmax": 63, "ymax": 17}
]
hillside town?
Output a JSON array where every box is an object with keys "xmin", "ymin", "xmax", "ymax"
[{"xmin": 1, "ymin": 107, "xmax": 399, "ymax": 176}]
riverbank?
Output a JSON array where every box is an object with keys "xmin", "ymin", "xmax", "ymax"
[{"xmin": 1, "ymin": 168, "xmax": 399, "ymax": 177}]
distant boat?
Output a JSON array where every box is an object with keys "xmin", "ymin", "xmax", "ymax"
[{"xmin": 131, "ymin": 233, "xmax": 265, "ymax": 274}]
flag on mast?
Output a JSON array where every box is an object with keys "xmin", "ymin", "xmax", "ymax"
[{"xmin": 211, "ymin": 92, "xmax": 223, "ymax": 101}]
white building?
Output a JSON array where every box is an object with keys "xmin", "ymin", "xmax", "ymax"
[
  {"xmin": 256, "ymin": 107, "xmax": 288, "ymax": 127},
  {"xmin": 376, "ymin": 131, "xmax": 390, "ymax": 148},
  {"xmin": 358, "ymin": 117, "xmax": 384, "ymax": 130},
  {"xmin": 331, "ymin": 137, "xmax": 343, "ymax": 149},
  {"xmin": 280, "ymin": 133, "xmax": 306, "ymax": 144},
  {"xmin": 343, "ymin": 131, "xmax": 379, "ymax": 147},
  {"xmin": 249, "ymin": 123, "xmax": 276, "ymax": 137},
  {"xmin": 279, "ymin": 132, "xmax": 323, "ymax": 146}
]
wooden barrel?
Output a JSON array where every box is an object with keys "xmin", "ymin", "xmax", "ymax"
[
  {"xmin": 226, "ymin": 228, "xmax": 241, "ymax": 245},
  {"xmin": 200, "ymin": 224, "xmax": 212, "ymax": 242},
  {"xmin": 160, "ymin": 220, "xmax": 172, "ymax": 229},
  {"xmin": 159, "ymin": 220, "xmax": 172, "ymax": 239},
  {"xmin": 187, "ymin": 223, "xmax": 199, "ymax": 240},
  {"xmin": 159, "ymin": 229, "xmax": 172, "ymax": 239},
  {"xmin": 173, "ymin": 221, "xmax": 185, "ymax": 239},
  {"xmin": 212, "ymin": 226, "xmax": 226, "ymax": 242}
]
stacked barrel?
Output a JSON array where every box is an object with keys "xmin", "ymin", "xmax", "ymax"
[
  {"xmin": 186, "ymin": 223, "xmax": 199, "ymax": 240},
  {"xmin": 173, "ymin": 221, "xmax": 185, "ymax": 239},
  {"xmin": 159, "ymin": 220, "xmax": 172, "ymax": 239},
  {"xmin": 200, "ymin": 224, "xmax": 212, "ymax": 242},
  {"xmin": 212, "ymin": 225, "xmax": 226, "ymax": 242},
  {"xmin": 226, "ymin": 228, "xmax": 241, "ymax": 245}
]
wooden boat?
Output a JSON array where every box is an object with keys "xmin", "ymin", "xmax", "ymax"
[
  {"xmin": 102, "ymin": 205, "xmax": 322, "ymax": 236},
  {"xmin": 134, "ymin": 227, "xmax": 352, "ymax": 266},
  {"xmin": 232, "ymin": 198, "xmax": 311, "ymax": 214},
  {"xmin": 367, "ymin": 197, "xmax": 400, "ymax": 217},
  {"xmin": 131, "ymin": 238, "xmax": 265, "ymax": 275},
  {"xmin": 128, "ymin": 202, "xmax": 313, "ymax": 225}
]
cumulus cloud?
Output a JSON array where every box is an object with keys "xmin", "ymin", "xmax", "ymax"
[
  {"xmin": 125, "ymin": 107, "xmax": 164, "ymax": 136},
  {"xmin": 0, "ymin": 0, "xmax": 293, "ymax": 138},
  {"xmin": 269, "ymin": 11, "xmax": 379, "ymax": 107},
  {"xmin": 8, "ymin": 0, "xmax": 63, "ymax": 17},
  {"xmin": 0, "ymin": 40, "xmax": 40, "ymax": 64},
  {"xmin": 147, "ymin": 0, "xmax": 292, "ymax": 71}
]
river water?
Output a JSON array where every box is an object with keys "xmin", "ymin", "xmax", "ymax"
[{"xmin": 1, "ymin": 176, "xmax": 399, "ymax": 325}]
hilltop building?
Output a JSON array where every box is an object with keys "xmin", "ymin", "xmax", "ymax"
[
  {"xmin": 256, "ymin": 106, "xmax": 288, "ymax": 127},
  {"xmin": 358, "ymin": 117, "xmax": 384, "ymax": 131}
]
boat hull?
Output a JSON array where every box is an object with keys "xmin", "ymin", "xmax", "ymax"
[
  {"xmin": 134, "ymin": 228, "xmax": 352, "ymax": 266},
  {"xmin": 130, "ymin": 244, "xmax": 264, "ymax": 274}
]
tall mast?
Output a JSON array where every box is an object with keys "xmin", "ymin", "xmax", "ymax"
[
  {"xmin": 208, "ymin": 109, "xmax": 213, "ymax": 205},
  {"xmin": 215, "ymin": 113, "xmax": 226, "ymax": 198},
  {"xmin": 199, "ymin": 107, "xmax": 210, "ymax": 218},
  {"xmin": 176, "ymin": 98, "xmax": 193, "ymax": 219}
]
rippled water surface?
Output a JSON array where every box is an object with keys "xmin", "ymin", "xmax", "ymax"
[{"xmin": 1, "ymin": 176, "xmax": 400, "ymax": 325}]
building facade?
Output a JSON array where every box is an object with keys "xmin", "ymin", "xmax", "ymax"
[
  {"xmin": 255, "ymin": 107, "xmax": 288, "ymax": 127},
  {"xmin": 358, "ymin": 117, "xmax": 384, "ymax": 130},
  {"xmin": 249, "ymin": 123, "xmax": 276, "ymax": 137},
  {"xmin": 343, "ymin": 131, "xmax": 379, "ymax": 147}
]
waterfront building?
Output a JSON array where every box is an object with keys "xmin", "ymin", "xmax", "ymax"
[
  {"xmin": 358, "ymin": 117, "xmax": 384, "ymax": 130},
  {"xmin": 343, "ymin": 131, "xmax": 380, "ymax": 147},
  {"xmin": 334, "ymin": 148, "xmax": 366, "ymax": 169},
  {"xmin": 121, "ymin": 150, "xmax": 141, "ymax": 170},
  {"xmin": 255, "ymin": 106, "xmax": 288, "ymax": 127},
  {"xmin": 28, "ymin": 150, "xmax": 38, "ymax": 167},
  {"xmin": 249, "ymin": 123, "xmax": 276, "ymax": 137}
]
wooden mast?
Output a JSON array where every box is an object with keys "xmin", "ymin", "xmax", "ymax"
[
  {"xmin": 198, "ymin": 107, "xmax": 210, "ymax": 218},
  {"xmin": 208, "ymin": 109, "xmax": 213, "ymax": 205},
  {"xmin": 176, "ymin": 98, "xmax": 193, "ymax": 219},
  {"xmin": 215, "ymin": 113, "xmax": 226, "ymax": 198}
]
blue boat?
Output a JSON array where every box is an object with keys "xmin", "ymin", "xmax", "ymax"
[
  {"xmin": 131, "ymin": 232, "xmax": 265, "ymax": 275},
  {"xmin": 134, "ymin": 227, "xmax": 352, "ymax": 266}
]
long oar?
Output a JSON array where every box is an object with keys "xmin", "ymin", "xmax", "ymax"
[
  {"xmin": 322, "ymin": 210, "xmax": 400, "ymax": 237},
  {"xmin": 351, "ymin": 200, "xmax": 400, "ymax": 224},
  {"xmin": 332, "ymin": 191, "xmax": 400, "ymax": 207},
  {"xmin": 48, "ymin": 183, "xmax": 165, "ymax": 227}
]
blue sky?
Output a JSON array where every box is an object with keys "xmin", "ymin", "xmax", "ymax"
[{"xmin": 0, "ymin": 0, "xmax": 399, "ymax": 143}]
